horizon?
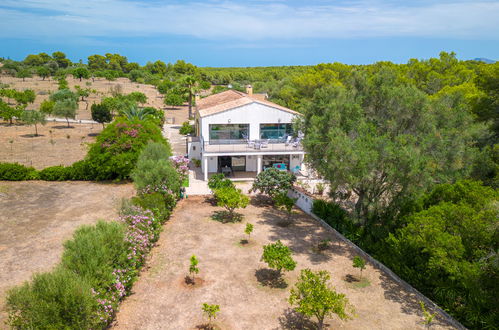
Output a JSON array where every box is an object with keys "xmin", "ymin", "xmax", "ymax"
[{"xmin": 1, "ymin": 1, "xmax": 498, "ymax": 66}]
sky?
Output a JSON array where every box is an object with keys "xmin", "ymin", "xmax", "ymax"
[{"xmin": 0, "ymin": 0, "xmax": 498, "ymax": 67}]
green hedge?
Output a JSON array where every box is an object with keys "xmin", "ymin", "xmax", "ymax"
[
  {"xmin": 0, "ymin": 162, "xmax": 38, "ymax": 181},
  {"xmin": 311, "ymin": 199, "xmax": 362, "ymax": 242}
]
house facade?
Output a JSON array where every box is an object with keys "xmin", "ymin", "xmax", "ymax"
[{"xmin": 188, "ymin": 87, "xmax": 306, "ymax": 181}]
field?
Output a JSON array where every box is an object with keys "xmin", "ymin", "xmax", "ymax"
[
  {"xmin": 0, "ymin": 75, "xmax": 189, "ymax": 124},
  {"xmin": 113, "ymin": 196, "xmax": 454, "ymax": 330},
  {"xmin": 0, "ymin": 181, "xmax": 134, "ymax": 328},
  {"xmin": 0, "ymin": 122, "xmax": 102, "ymax": 169}
]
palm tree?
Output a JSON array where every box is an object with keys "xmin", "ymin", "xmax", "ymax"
[
  {"xmin": 121, "ymin": 105, "xmax": 156, "ymax": 121},
  {"xmin": 179, "ymin": 75, "xmax": 199, "ymax": 119}
]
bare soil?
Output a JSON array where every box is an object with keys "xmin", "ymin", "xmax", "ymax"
[
  {"xmin": 0, "ymin": 122, "xmax": 102, "ymax": 169},
  {"xmin": 113, "ymin": 196, "xmax": 455, "ymax": 330},
  {"xmin": 0, "ymin": 181, "xmax": 134, "ymax": 328},
  {"xmin": 0, "ymin": 75, "xmax": 189, "ymax": 124}
]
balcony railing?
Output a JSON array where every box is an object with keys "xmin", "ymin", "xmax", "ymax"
[{"xmin": 202, "ymin": 139, "xmax": 304, "ymax": 153}]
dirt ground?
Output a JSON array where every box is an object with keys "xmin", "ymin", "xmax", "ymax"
[
  {"xmin": 0, "ymin": 75, "xmax": 189, "ymax": 124},
  {"xmin": 0, "ymin": 122, "xmax": 102, "ymax": 169},
  {"xmin": 113, "ymin": 196, "xmax": 456, "ymax": 330},
  {"xmin": 0, "ymin": 181, "xmax": 135, "ymax": 328}
]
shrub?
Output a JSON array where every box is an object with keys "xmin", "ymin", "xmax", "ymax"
[
  {"xmin": 208, "ymin": 173, "xmax": 234, "ymax": 191},
  {"xmin": 202, "ymin": 303, "xmax": 220, "ymax": 326},
  {"xmin": 131, "ymin": 142, "xmax": 180, "ymax": 198},
  {"xmin": 61, "ymin": 221, "xmax": 130, "ymax": 292},
  {"xmin": 84, "ymin": 118, "xmax": 167, "ymax": 180},
  {"xmin": 261, "ymin": 240, "xmax": 297, "ymax": 276},
  {"xmin": 38, "ymin": 165, "xmax": 70, "ymax": 181},
  {"xmin": 132, "ymin": 192, "xmax": 172, "ymax": 223},
  {"xmin": 312, "ymin": 200, "xmax": 361, "ymax": 242},
  {"xmin": 6, "ymin": 268, "xmax": 99, "ymax": 329},
  {"xmin": 0, "ymin": 162, "xmax": 37, "ymax": 181}
]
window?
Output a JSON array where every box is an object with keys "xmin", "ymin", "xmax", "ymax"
[
  {"xmin": 260, "ymin": 124, "xmax": 293, "ymax": 142},
  {"xmin": 262, "ymin": 155, "xmax": 290, "ymax": 170},
  {"xmin": 209, "ymin": 124, "xmax": 249, "ymax": 144}
]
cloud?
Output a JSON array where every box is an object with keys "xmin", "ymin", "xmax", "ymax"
[{"xmin": 0, "ymin": 0, "xmax": 498, "ymax": 41}]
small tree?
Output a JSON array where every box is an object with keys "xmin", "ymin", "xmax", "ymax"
[
  {"xmin": 419, "ymin": 301, "xmax": 437, "ymax": 328},
  {"xmin": 245, "ymin": 223, "xmax": 254, "ymax": 240},
  {"xmin": 40, "ymin": 100, "xmax": 55, "ymax": 115},
  {"xmin": 37, "ymin": 66, "xmax": 50, "ymax": 80},
  {"xmin": 273, "ymin": 192, "xmax": 297, "ymax": 223},
  {"xmin": 261, "ymin": 240, "xmax": 297, "ymax": 276},
  {"xmin": 73, "ymin": 67, "xmax": 90, "ymax": 81},
  {"xmin": 251, "ymin": 168, "xmax": 296, "ymax": 199},
  {"xmin": 189, "ymin": 255, "xmax": 199, "ymax": 282},
  {"xmin": 179, "ymin": 121, "xmax": 194, "ymax": 135},
  {"xmin": 91, "ymin": 103, "xmax": 112, "ymax": 128},
  {"xmin": 164, "ymin": 90, "xmax": 185, "ymax": 108},
  {"xmin": 289, "ymin": 269, "xmax": 353, "ymax": 330},
  {"xmin": 16, "ymin": 68, "xmax": 32, "ymax": 82},
  {"xmin": 352, "ymin": 256, "xmax": 366, "ymax": 280},
  {"xmin": 202, "ymin": 303, "xmax": 220, "ymax": 328},
  {"xmin": 53, "ymin": 99, "xmax": 77, "ymax": 127},
  {"xmin": 21, "ymin": 110, "xmax": 46, "ymax": 136},
  {"xmin": 214, "ymin": 186, "xmax": 249, "ymax": 220}
]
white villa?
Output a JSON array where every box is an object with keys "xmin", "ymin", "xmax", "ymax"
[{"xmin": 188, "ymin": 86, "xmax": 306, "ymax": 181}]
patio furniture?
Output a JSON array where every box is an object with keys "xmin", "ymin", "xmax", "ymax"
[
  {"xmin": 292, "ymin": 137, "xmax": 302, "ymax": 148},
  {"xmin": 247, "ymin": 139, "xmax": 255, "ymax": 148},
  {"xmin": 254, "ymin": 141, "xmax": 261, "ymax": 150},
  {"xmin": 285, "ymin": 135, "xmax": 293, "ymax": 146},
  {"xmin": 291, "ymin": 165, "xmax": 301, "ymax": 174},
  {"xmin": 261, "ymin": 139, "xmax": 269, "ymax": 148},
  {"xmin": 221, "ymin": 166, "xmax": 232, "ymax": 177},
  {"xmin": 273, "ymin": 163, "xmax": 287, "ymax": 171}
]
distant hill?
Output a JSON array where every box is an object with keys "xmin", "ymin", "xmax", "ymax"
[{"xmin": 473, "ymin": 58, "xmax": 496, "ymax": 64}]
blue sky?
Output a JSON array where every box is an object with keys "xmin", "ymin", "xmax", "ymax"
[{"xmin": 0, "ymin": 0, "xmax": 498, "ymax": 67}]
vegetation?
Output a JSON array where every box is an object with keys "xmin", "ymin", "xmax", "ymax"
[
  {"xmin": 419, "ymin": 301, "xmax": 437, "ymax": 328},
  {"xmin": 91, "ymin": 103, "xmax": 112, "ymax": 128},
  {"xmin": 244, "ymin": 223, "xmax": 254, "ymax": 241},
  {"xmin": 208, "ymin": 173, "xmax": 234, "ymax": 192},
  {"xmin": 202, "ymin": 303, "xmax": 220, "ymax": 328},
  {"xmin": 251, "ymin": 168, "xmax": 296, "ymax": 199},
  {"xmin": 20, "ymin": 110, "xmax": 46, "ymax": 136},
  {"xmin": 261, "ymin": 240, "xmax": 297, "ymax": 276},
  {"xmin": 352, "ymin": 256, "xmax": 366, "ymax": 280},
  {"xmin": 214, "ymin": 186, "xmax": 249, "ymax": 221},
  {"xmin": 289, "ymin": 269, "xmax": 353, "ymax": 330},
  {"xmin": 189, "ymin": 255, "xmax": 200, "ymax": 282},
  {"xmin": 273, "ymin": 193, "xmax": 296, "ymax": 223},
  {"xmin": 179, "ymin": 121, "xmax": 194, "ymax": 135}
]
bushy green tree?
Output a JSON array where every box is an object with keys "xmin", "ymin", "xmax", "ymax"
[
  {"xmin": 91, "ymin": 103, "xmax": 112, "ymax": 128},
  {"xmin": 352, "ymin": 256, "xmax": 366, "ymax": 280},
  {"xmin": 261, "ymin": 240, "xmax": 296, "ymax": 276},
  {"xmin": 53, "ymin": 98, "xmax": 77, "ymax": 127},
  {"xmin": 208, "ymin": 173, "xmax": 234, "ymax": 192},
  {"xmin": 73, "ymin": 67, "xmax": 90, "ymax": 81},
  {"xmin": 289, "ymin": 269, "xmax": 353, "ymax": 330},
  {"xmin": 251, "ymin": 168, "xmax": 296, "ymax": 199},
  {"xmin": 214, "ymin": 186, "xmax": 249, "ymax": 220}
]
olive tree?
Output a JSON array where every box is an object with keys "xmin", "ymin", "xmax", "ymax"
[
  {"xmin": 91, "ymin": 103, "xmax": 112, "ymax": 128},
  {"xmin": 289, "ymin": 269, "xmax": 353, "ymax": 330},
  {"xmin": 21, "ymin": 110, "xmax": 46, "ymax": 136}
]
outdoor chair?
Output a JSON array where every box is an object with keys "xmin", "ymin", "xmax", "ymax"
[
  {"xmin": 261, "ymin": 139, "xmax": 269, "ymax": 148},
  {"xmin": 285, "ymin": 135, "xmax": 293, "ymax": 146},
  {"xmin": 292, "ymin": 137, "xmax": 302, "ymax": 148}
]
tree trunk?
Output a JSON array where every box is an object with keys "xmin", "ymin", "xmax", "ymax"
[
  {"xmin": 188, "ymin": 92, "xmax": 193, "ymax": 119},
  {"xmin": 34, "ymin": 124, "xmax": 38, "ymax": 136},
  {"xmin": 79, "ymin": 77, "xmax": 82, "ymax": 82},
  {"xmin": 66, "ymin": 117, "xmax": 70, "ymax": 128},
  {"xmin": 317, "ymin": 318, "xmax": 324, "ymax": 330}
]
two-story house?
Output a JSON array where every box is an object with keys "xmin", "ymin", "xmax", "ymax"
[{"xmin": 188, "ymin": 86, "xmax": 306, "ymax": 181}]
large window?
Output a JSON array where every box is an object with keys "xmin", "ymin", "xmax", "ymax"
[
  {"xmin": 209, "ymin": 124, "xmax": 249, "ymax": 144},
  {"xmin": 260, "ymin": 123, "xmax": 293, "ymax": 142},
  {"xmin": 262, "ymin": 155, "xmax": 290, "ymax": 170}
]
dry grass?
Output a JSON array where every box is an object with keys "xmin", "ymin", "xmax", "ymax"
[
  {"xmin": 113, "ymin": 196, "xmax": 455, "ymax": 330},
  {"xmin": 0, "ymin": 181, "xmax": 135, "ymax": 328}
]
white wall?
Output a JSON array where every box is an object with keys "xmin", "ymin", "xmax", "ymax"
[
  {"xmin": 246, "ymin": 155, "xmax": 257, "ymax": 171},
  {"xmin": 188, "ymin": 141, "xmax": 201, "ymax": 160},
  {"xmin": 290, "ymin": 154, "xmax": 303, "ymax": 170},
  {"xmin": 200, "ymin": 102, "xmax": 297, "ymax": 143},
  {"xmin": 208, "ymin": 156, "xmax": 218, "ymax": 173}
]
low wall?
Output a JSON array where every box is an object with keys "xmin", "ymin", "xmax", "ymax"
[{"xmin": 287, "ymin": 186, "xmax": 466, "ymax": 330}]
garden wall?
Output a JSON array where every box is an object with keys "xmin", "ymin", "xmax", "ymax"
[{"xmin": 287, "ymin": 186, "xmax": 466, "ymax": 330}]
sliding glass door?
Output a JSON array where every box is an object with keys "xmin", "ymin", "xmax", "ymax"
[{"xmin": 209, "ymin": 124, "xmax": 249, "ymax": 144}]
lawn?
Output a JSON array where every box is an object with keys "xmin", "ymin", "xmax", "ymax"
[
  {"xmin": 0, "ymin": 181, "xmax": 134, "ymax": 327},
  {"xmin": 113, "ymin": 196, "xmax": 455, "ymax": 329}
]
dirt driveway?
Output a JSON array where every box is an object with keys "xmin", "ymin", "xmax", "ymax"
[
  {"xmin": 0, "ymin": 181, "xmax": 134, "ymax": 327},
  {"xmin": 113, "ymin": 196, "xmax": 455, "ymax": 330}
]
